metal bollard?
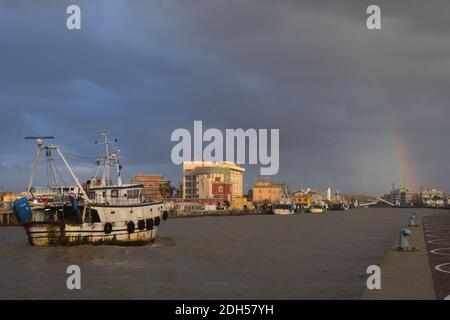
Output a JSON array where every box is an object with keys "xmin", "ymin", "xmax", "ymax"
[
  {"xmin": 408, "ymin": 215, "xmax": 418, "ymax": 227},
  {"xmin": 397, "ymin": 228, "xmax": 416, "ymax": 251}
]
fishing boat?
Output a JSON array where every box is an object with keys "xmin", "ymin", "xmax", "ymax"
[
  {"xmin": 272, "ymin": 187, "xmax": 295, "ymax": 215},
  {"xmin": 13, "ymin": 132, "xmax": 168, "ymax": 246},
  {"xmin": 309, "ymin": 202, "xmax": 327, "ymax": 214},
  {"xmin": 329, "ymin": 202, "xmax": 349, "ymax": 211}
]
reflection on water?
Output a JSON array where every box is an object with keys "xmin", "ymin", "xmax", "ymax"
[{"xmin": 0, "ymin": 209, "xmax": 428, "ymax": 299}]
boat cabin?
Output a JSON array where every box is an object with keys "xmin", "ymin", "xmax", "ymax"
[{"xmin": 88, "ymin": 184, "xmax": 145, "ymax": 206}]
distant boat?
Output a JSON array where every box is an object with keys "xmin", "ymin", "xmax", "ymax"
[
  {"xmin": 330, "ymin": 202, "xmax": 349, "ymax": 211},
  {"xmin": 309, "ymin": 203, "xmax": 327, "ymax": 214},
  {"xmin": 272, "ymin": 187, "xmax": 295, "ymax": 215},
  {"xmin": 13, "ymin": 132, "xmax": 168, "ymax": 247}
]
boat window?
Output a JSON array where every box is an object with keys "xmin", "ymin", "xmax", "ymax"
[
  {"xmin": 89, "ymin": 209, "xmax": 101, "ymax": 223},
  {"xmin": 89, "ymin": 191, "xmax": 96, "ymax": 200},
  {"xmin": 103, "ymin": 191, "xmax": 106, "ymax": 198},
  {"xmin": 128, "ymin": 189, "xmax": 139, "ymax": 199},
  {"xmin": 111, "ymin": 189, "xmax": 119, "ymax": 198}
]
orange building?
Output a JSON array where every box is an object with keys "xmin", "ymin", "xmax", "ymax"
[
  {"xmin": 251, "ymin": 179, "xmax": 284, "ymax": 203},
  {"xmin": 0, "ymin": 192, "xmax": 13, "ymax": 202},
  {"xmin": 1, "ymin": 192, "xmax": 26, "ymax": 203},
  {"xmin": 290, "ymin": 191, "xmax": 311, "ymax": 207}
]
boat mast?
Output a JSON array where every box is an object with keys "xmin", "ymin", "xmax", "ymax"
[
  {"xmin": 25, "ymin": 137, "xmax": 53, "ymax": 195},
  {"xmin": 97, "ymin": 130, "xmax": 122, "ymax": 187},
  {"xmin": 97, "ymin": 130, "xmax": 109, "ymax": 186}
]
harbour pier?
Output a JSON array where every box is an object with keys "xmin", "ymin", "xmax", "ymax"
[{"xmin": 0, "ymin": 209, "xmax": 17, "ymax": 226}]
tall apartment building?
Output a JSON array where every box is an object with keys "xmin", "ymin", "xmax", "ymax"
[{"xmin": 182, "ymin": 161, "xmax": 245, "ymax": 202}]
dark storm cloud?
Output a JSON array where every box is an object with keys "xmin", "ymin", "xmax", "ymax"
[{"xmin": 1, "ymin": 0, "xmax": 450, "ymax": 194}]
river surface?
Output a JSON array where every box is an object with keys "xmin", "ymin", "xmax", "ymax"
[{"xmin": 0, "ymin": 208, "xmax": 428, "ymax": 299}]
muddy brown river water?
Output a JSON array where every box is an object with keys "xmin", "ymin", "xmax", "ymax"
[{"xmin": 0, "ymin": 208, "xmax": 433, "ymax": 299}]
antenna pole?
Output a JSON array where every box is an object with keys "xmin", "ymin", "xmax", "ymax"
[
  {"xmin": 112, "ymin": 153, "xmax": 123, "ymax": 186},
  {"xmin": 27, "ymin": 146, "xmax": 42, "ymax": 195},
  {"xmin": 99, "ymin": 130, "xmax": 111, "ymax": 187},
  {"xmin": 105, "ymin": 131, "xmax": 109, "ymax": 186}
]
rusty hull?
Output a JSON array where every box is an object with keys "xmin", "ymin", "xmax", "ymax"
[{"xmin": 24, "ymin": 221, "xmax": 158, "ymax": 246}]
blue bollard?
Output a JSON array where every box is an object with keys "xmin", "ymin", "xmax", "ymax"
[
  {"xmin": 408, "ymin": 215, "xmax": 418, "ymax": 227},
  {"xmin": 397, "ymin": 228, "xmax": 415, "ymax": 251}
]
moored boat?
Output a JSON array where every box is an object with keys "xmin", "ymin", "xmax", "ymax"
[
  {"xmin": 309, "ymin": 207, "xmax": 324, "ymax": 214},
  {"xmin": 14, "ymin": 132, "xmax": 168, "ymax": 247},
  {"xmin": 272, "ymin": 187, "xmax": 295, "ymax": 215},
  {"xmin": 308, "ymin": 202, "xmax": 327, "ymax": 214},
  {"xmin": 330, "ymin": 202, "xmax": 349, "ymax": 211}
]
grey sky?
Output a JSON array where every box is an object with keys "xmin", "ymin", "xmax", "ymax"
[{"xmin": 1, "ymin": 0, "xmax": 450, "ymax": 195}]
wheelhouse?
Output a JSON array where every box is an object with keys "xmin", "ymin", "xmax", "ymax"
[{"xmin": 88, "ymin": 184, "xmax": 146, "ymax": 206}]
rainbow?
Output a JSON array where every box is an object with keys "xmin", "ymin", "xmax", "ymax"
[{"xmin": 389, "ymin": 126, "xmax": 419, "ymax": 189}]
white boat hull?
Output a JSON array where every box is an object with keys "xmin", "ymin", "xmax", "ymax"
[
  {"xmin": 24, "ymin": 220, "xmax": 160, "ymax": 246},
  {"xmin": 309, "ymin": 208, "xmax": 325, "ymax": 214},
  {"xmin": 272, "ymin": 208, "xmax": 294, "ymax": 215},
  {"xmin": 24, "ymin": 202, "xmax": 166, "ymax": 246}
]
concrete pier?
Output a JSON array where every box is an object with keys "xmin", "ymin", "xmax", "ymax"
[
  {"xmin": 0, "ymin": 210, "xmax": 17, "ymax": 226},
  {"xmin": 362, "ymin": 219, "xmax": 436, "ymax": 300}
]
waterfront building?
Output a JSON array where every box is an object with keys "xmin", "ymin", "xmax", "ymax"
[
  {"xmin": 420, "ymin": 188, "xmax": 446, "ymax": 207},
  {"xmin": 175, "ymin": 202, "xmax": 217, "ymax": 212},
  {"xmin": 182, "ymin": 161, "xmax": 245, "ymax": 203},
  {"xmin": 131, "ymin": 174, "xmax": 170, "ymax": 201},
  {"xmin": 290, "ymin": 190, "xmax": 311, "ymax": 207},
  {"xmin": 388, "ymin": 188, "xmax": 419, "ymax": 207},
  {"xmin": 1, "ymin": 192, "xmax": 26, "ymax": 204},
  {"xmin": 230, "ymin": 197, "xmax": 254, "ymax": 210},
  {"xmin": 308, "ymin": 189, "xmax": 325, "ymax": 204},
  {"xmin": 252, "ymin": 179, "xmax": 284, "ymax": 203},
  {"xmin": 0, "ymin": 192, "xmax": 14, "ymax": 203}
]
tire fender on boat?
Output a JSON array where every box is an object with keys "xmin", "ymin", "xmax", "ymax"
[
  {"xmin": 162, "ymin": 211, "xmax": 169, "ymax": 221},
  {"xmin": 127, "ymin": 221, "xmax": 135, "ymax": 234},
  {"xmin": 155, "ymin": 216, "xmax": 161, "ymax": 227},
  {"xmin": 146, "ymin": 218, "xmax": 154, "ymax": 230},
  {"xmin": 104, "ymin": 223, "xmax": 113, "ymax": 234},
  {"xmin": 138, "ymin": 219, "xmax": 145, "ymax": 231}
]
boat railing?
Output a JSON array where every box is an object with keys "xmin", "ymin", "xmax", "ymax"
[
  {"xmin": 31, "ymin": 187, "xmax": 82, "ymax": 205},
  {"xmin": 88, "ymin": 194, "xmax": 145, "ymax": 206}
]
